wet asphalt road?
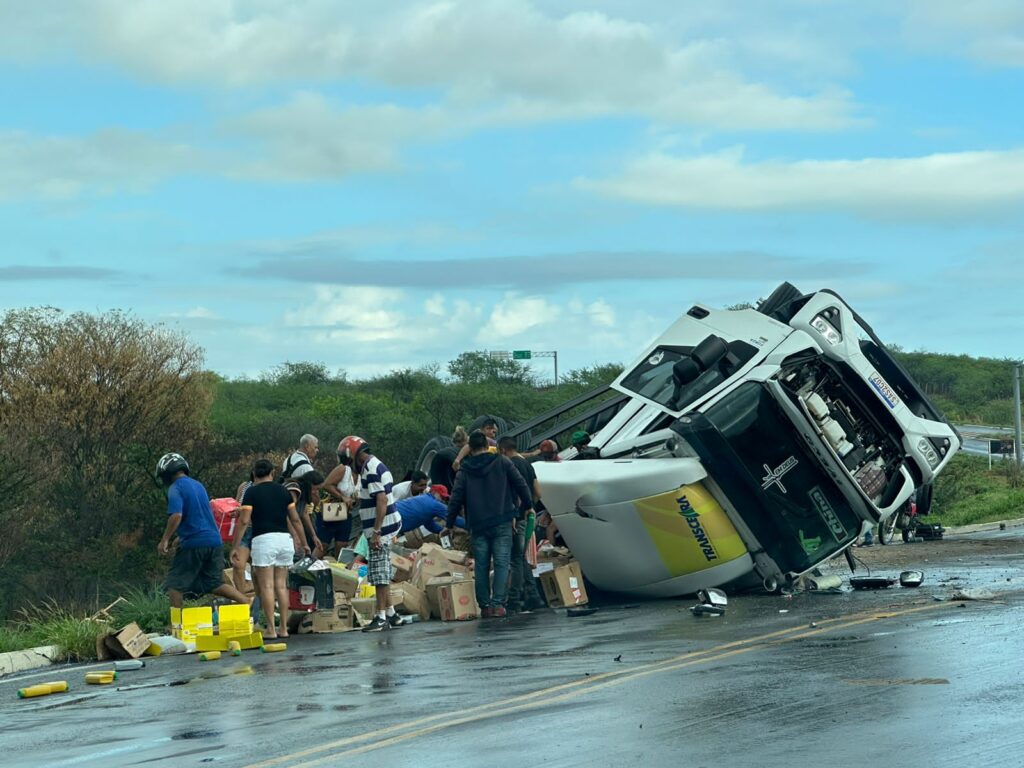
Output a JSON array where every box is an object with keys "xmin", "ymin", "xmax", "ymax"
[{"xmin": 2, "ymin": 532, "xmax": 1023, "ymax": 768}]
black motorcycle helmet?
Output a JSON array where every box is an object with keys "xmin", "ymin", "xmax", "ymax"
[{"xmin": 156, "ymin": 452, "xmax": 190, "ymax": 486}]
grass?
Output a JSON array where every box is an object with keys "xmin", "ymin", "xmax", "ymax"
[
  {"xmin": 931, "ymin": 454, "xmax": 1024, "ymax": 528},
  {"xmin": 2, "ymin": 600, "xmax": 110, "ymax": 662},
  {"xmin": 109, "ymin": 585, "xmax": 172, "ymax": 634}
]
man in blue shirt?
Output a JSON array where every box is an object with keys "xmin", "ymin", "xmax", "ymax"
[
  {"xmin": 397, "ymin": 486, "xmax": 464, "ymax": 535},
  {"xmin": 156, "ymin": 453, "xmax": 249, "ymax": 609}
]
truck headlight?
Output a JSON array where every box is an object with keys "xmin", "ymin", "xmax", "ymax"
[
  {"xmin": 811, "ymin": 313, "xmax": 843, "ymax": 345},
  {"xmin": 917, "ymin": 437, "xmax": 941, "ymax": 469}
]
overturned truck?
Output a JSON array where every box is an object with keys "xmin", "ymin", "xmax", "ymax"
[{"xmin": 425, "ymin": 284, "xmax": 962, "ymax": 597}]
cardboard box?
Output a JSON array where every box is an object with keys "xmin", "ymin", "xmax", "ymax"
[
  {"xmin": 412, "ymin": 552, "xmax": 471, "ymax": 590},
  {"xmin": 351, "ymin": 597, "xmax": 377, "ymax": 625},
  {"xmin": 539, "ymin": 561, "xmax": 588, "ymax": 608},
  {"xmin": 425, "ymin": 574, "xmax": 475, "ymax": 619},
  {"xmin": 426, "ymin": 576, "xmax": 478, "ymax": 621},
  {"xmin": 390, "ymin": 582, "xmax": 430, "ymax": 621},
  {"xmin": 390, "ymin": 552, "xmax": 415, "ymax": 583},
  {"xmin": 419, "ymin": 542, "xmax": 469, "ymax": 566},
  {"xmin": 98, "ymin": 622, "xmax": 152, "ymax": 660},
  {"xmin": 304, "ymin": 602, "xmax": 356, "ymax": 633},
  {"xmin": 400, "ymin": 529, "xmax": 425, "ymax": 550},
  {"xmin": 223, "ymin": 568, "xmax": 256, "ymax": 596},
  {"xmin": 195, "ymin": 630, "xmax": 264, "ymax": 651},
  {"xmin": 328, "ymin": 563, "xmax": 359, "ymax": 597}
]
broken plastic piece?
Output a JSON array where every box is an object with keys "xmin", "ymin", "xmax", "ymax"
[{"xmin": 899, "ymin": 570, "xmax": 924, "ymax": 588}]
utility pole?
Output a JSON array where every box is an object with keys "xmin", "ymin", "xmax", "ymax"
[{"xmin": 1011, "ymin": 364, "xmax": 1019, "ymax": 466}]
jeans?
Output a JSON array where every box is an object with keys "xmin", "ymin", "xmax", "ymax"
[
  {"xmin": 508, "ymin": 527, "xmax": 543, "ymax": 609},
  {"xmin": 471, "ymin": 523, "xmax": 514, "ymax": 609}
]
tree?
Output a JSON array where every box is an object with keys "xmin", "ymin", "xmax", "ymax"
[
  {"xmin": 447, "ymin": 351, "xmax": 535, "ymax": 385},
  {"xmin": 265, "ymin": 361, "xmax": 336, "ymax": 386},
  {"xmin": 0, "ymin": 308, "xmax": 212, "ymax": 614}
]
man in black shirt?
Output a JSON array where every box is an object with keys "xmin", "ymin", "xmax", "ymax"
[
  {"xmin": 234, "ymin": 459, "xmax": 308, "ymax": 639},
  {"xmin": 499, "ymin": 437, "xmax": 545, "ymax": 613}
]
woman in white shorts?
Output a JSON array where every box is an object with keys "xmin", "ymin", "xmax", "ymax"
[{"xmin": 235, "ymin": 458, "xmax": 308, "ymax": 639}]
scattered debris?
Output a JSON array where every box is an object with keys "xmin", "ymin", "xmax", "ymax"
[
  {"xmin": 567, "ymin": 607, "xmax": 598, "ymax": 618},
  {"xmin": 691, "ymin": 588, "xmax": 727, "ymax": 617},
  {"xmin": 614, "ymin": 655, "xmax": 622, "ymax": 662},
  {"xmin": 951, "ymin": 588, "xmax": 997, "ymax": 602},
  {"xmin": 778, "ymin": 609, "xmax": 789, "ymax": 614},
  {"xmin": 899, "ymin": 571, "xmax": 924, "ymax": 588},
  {"xmin": 850, "ymin": 576, "xmax": 896, "ymax": 590}
]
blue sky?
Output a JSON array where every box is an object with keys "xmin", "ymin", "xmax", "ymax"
[{"xmin": 1, "ymin": 1, "xmax": 1022, "ymax": 380}]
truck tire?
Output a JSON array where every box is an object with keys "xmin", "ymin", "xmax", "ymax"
[
  {"xmin": 878, "ymin": 515, "xmax": 899, "ymax": 545},
  {"xmin": 757, "ymin": 282, "xmax": 808, "ymax": 324},
  {"xmin": 416, "ymin": 436, "xmax": 455, "ymax": 477}
]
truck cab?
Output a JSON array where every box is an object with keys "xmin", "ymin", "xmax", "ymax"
[{"xmin": 534, "ymin": 284, "xmax": 961, "ymax": 596}]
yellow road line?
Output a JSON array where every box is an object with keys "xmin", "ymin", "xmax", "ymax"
[{"xmin": 244, "ymin": 599, "xmax": 962, "ymax": 768}]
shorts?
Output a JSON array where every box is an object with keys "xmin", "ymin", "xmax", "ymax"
[
  {"xmin": 238, "ymin": 524, "xmax": 254, "ymax": 550},
  {"xmin": 251, "ymin": 532, "xmax": 294, "ymax": 568},
  {"xmin": 315, "ymin": 516, "xmax": 353, "ymax": 546},
  {"xmin": 165, "ymin": 546, "xmax": 225, "ymax": 595},
  {"xmin": 367, "ymin": 540, "xmax": 392, "ymax": 586}
]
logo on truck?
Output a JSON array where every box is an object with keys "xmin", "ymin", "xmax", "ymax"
[
  {"xmin": 676, "ymin": 495, "xmax": 718, "ymax": 562},
  {"xmin": 761, "ymin": 456, "xmax": 798, "ymax": 494}
]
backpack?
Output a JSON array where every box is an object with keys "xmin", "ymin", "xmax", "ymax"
[{"xmin": 279, "ymin": 454, "xmax": 311, "ymax": 483}]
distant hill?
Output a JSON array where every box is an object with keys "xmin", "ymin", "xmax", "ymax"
[{"xmin": 893, "ymin": 350, "xmax": 1019, "ymax": 426}]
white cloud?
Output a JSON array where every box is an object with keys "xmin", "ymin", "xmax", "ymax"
[
  {"xmin": 578, "ymin": 147, "xmax": 1024, "ymax": 218},
  {"xmin": 479, "ymin": 294, "xmax": 561, "ymax": 342},
  {"xmin": 0, "ymin": 1, "xmax": 857, "ymax": 133},
  {"xmin": 283, "ymin": 285, "xmax": 419, "ymax": 344},
  {"xmin": 903, "ymin": 0, "xmax": 1024, "ymax": 67},
  {"xmin": 0, "ymin": 129, "xmax": 197, "ymax": 202}
]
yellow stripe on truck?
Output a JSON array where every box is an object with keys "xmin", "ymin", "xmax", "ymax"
[{"xmin": 635, "ymin": 483, "xmax": 747, "ymax": 576}]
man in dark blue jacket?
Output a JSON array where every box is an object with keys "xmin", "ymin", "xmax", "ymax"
[{"xmin": 443, "ymin": 430, "xmax": 533, "ymax": 618}]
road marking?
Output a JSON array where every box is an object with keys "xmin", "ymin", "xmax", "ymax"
[
  {"xmin": 844, "ymin": 678, "xmax": 949, "ymax": 686},
  {"xmin": 243, "ymin": 599, "xmax": 964, "ymax": 768}
]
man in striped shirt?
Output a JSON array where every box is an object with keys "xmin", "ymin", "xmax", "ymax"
[{"xmin": 338, "ymin": 435, "xmax": 403, "ymax": 632}]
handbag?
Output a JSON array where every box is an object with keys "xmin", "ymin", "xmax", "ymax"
[{"xmin": 321, "ymin": 501, "xmax": 349, "ymax": 522}]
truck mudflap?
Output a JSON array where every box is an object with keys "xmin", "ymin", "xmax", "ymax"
[{"xmin": 536, "ymin": 458, "xmax": 755, "ymax": 597}]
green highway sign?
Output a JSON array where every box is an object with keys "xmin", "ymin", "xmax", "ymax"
[{"xmin": 513, "ymin": 350, "xmax": 532, "ymax": 360}]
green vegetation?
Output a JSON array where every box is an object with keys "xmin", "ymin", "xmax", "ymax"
[
  {"xmin": 895, "ymin": 350, "xmax": 1018, "ymax": 425},
  {"xmin": 109, "ymin": 587, "xmax": 174, "ymax": 635},
  {"xmin": 0, "ymin": 602, "xmax": 108, "ymax": 661},
  {"xmin": 931, "ymin": 454, "xmax": 1024, "ymax": 528}
]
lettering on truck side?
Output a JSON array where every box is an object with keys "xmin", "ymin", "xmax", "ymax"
[{"xmin": 676, "ymin": 495, "xmax": 718, "ymax": 562}]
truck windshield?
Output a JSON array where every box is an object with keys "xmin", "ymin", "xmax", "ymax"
[{"xmin": 675, "ymin": 383, "xmax": 860, "ymax": 573}]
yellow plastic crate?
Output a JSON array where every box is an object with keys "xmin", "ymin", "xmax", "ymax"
[
  {"xmin": 194, "ymin": 631, "xmax": 264, "ymax": 652},
  {"xmin": 170, "ymin": 607, "xmax": 214, "ymax": 639}
]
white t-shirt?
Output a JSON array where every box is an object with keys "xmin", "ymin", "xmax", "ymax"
[
  {"xmin": 391, "ymin": 480, "xmax": 413, "ymax": 501},
  {"xmin": 282, "ymin": 450, "xmax": 314, "ymax": 480},
  {"xmin": 336, "ymin": 465, "xmax": 358, "ymax": 499}
]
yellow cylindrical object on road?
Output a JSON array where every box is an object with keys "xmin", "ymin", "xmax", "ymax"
[
  {"xmin": 228, "ymin": 640, "xmax": 242, "ymax": 656},
  {"xmin": 261, "ymin": 643, "xmax": 287, "ymax": 653},
  {"xmin": 85, "ymin": 672, "xmax": 116, "ymax": 684},
  {"xmin": 17, "ymin": 681, "xmax": 68, "ymax": 699},
  {"xmin": 198, "ymin": 651, "xmax": 221, "ymax": 661}
]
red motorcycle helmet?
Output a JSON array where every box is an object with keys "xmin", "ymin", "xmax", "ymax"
[{"xmin": 337, "ymin": 435, "xmax": 369, "ymax": 466}]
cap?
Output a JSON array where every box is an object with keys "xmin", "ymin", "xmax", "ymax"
[
  {"xmin": 571, "ymin": 430, "xmax": 591, "ymax": 446},
  {"xmin": 431, "ymin": 485, "xmax": 450, "ymax": 501}
]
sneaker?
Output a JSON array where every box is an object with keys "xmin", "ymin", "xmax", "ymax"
[
  {"xmin": 387, "ymin": 613, "xmax": 404, "ymax": 628},
  {"xmin": 492, "ymin": 606, "xmax": 507, "ymax": 618},
  {"xmin": 362, "ymin": 615, "xmax": 389, "ymax": 632},
  {"xmin": 480, "ymin": 606, "xmax": 494, "ymax": 619}
]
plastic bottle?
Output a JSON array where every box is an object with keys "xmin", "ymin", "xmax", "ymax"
[
  {"xmin": 86, "ymin": 673, "xmax": 116, "ymax": 685},
  {"xmin": 227, "ymin": 640, "xmax": 242, "ymax": 656},
  {"xmin": 198, "ymin": 651, "xmax": 221, "ymax": 661},
  {"xmin": 18, "ymin": 681, "xmax": 68, "ymax": 698},
  {"xmin": 261, "ymin": 642, "xmax": 287, "ymax": 653},
  {"xmin": 114, "ymin": 659, "xmax": 145, "ymax": 671}
]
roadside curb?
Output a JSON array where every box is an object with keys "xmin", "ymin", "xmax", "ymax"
[
  {"xmin": 947, "ymin": 518, "xmax": 1024, "ymax": 535},
  {"xmin": 0, "ymin": 645, "xmax": 61, "ymax": 677}
]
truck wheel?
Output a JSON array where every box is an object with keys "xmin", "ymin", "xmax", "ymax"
[
  {"xmin": 416, "ymin": 436, "xmax": 455, "ymax": 477},
  {"xmin": 757, "ymin": 282, "xmax": 808, "ymax": 323}
]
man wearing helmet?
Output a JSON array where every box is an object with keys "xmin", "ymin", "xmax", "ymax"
[
  {"xmin": 156, "ymin": 453, "xmax": 249, "ymax": 608},
  {"xmin": 338, "ymin": 436, "xmax": 404, "ymax": 632}
]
